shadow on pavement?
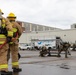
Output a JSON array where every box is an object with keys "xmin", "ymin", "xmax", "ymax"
[{"xmin": 13, "ymin": 72, "xmax": 19, "ymax": 75}]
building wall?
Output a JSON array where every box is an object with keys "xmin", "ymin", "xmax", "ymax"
[
  {"xmin": 19, "ymin": 29, "xmax": 76, "ymax": 44},
  {"xmin": 71, "ymin": 24, "xmax": 76, "ymax": 29},
  {"xmin": 17, "ymin": 21, "xmax": 25, "ymax": 32},
  {"xmin": 19, "ymin": 21, "xmax": 62, "ymax": 32},
  {"xmin": 17, "ymin": 21, "xmax": 62, "ymax": 33}
]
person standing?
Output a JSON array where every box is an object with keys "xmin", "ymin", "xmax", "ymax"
[
  {"xmin": 7, "ymin": 12, "xmax": 22, "ymax": 72},
  {"xmin": 0, "ymin": 9, "xmax": 13, "ymax": 75}
]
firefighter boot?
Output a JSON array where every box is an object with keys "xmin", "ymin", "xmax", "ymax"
[
  {"xmin": 0, "ymin": 71, "xmax": 13, "ymax": 75},
  {"xmin": 12, "ymin": 68, "xmax": 22, "ymax": 72}
]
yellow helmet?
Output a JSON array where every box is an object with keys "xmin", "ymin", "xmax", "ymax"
[
  {"xmin": 7, "ymin": 12, "xmax": 16, "ymax": 18},
  {"xmin": 0, "ymin": 9, "xmax": 4, "ymax": 14}
]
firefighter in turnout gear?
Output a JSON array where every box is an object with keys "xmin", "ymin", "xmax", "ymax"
[
  {"xmin": 7, "ymin": 12, "xmax": 22, "ymax": 72},
  {"xmin": 39, "ymin": 46, "xmax": 48, "ymax": 57},
  {"xmin": 0, "ymin": 9, "xmax": 13, "ymax": 75}
]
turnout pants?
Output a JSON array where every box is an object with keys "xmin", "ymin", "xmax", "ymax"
[
  {"xmin": 9, "ymin": 42, "xmax": 19, "ymax": 68},
  {"xmin": 0, "ymin": 44, "xmax": 9, "ymax": 72}
]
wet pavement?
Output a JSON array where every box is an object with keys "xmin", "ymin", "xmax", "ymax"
[{"xmin": 8, "ymin": 50, "xmax": 76, "ymax": 75}]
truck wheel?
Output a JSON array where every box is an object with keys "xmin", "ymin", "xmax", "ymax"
[{"xmin": 27, "ymin": 48, "xmax": 30, "ymax": 50}]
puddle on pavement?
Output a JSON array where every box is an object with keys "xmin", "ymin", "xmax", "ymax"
[{"xmin": 60, "ymin": 63, "xmax": 70, "ymax": 69}]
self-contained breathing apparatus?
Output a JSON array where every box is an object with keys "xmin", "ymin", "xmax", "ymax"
[
  {"xmin": 0, "ymin": 13, "xmax": 7, "ymax": 35},
  {"xmin": 0, "ymin": 12, "xmax": 12, "ymax": 44}
]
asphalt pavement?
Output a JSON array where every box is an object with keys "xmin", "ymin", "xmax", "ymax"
[{"xmin": 8, "ymin": 50, "xmax": 76, "ymax": 75}]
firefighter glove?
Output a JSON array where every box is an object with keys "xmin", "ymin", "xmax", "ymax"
[{"xmin": 7, "ymin": 37, "xmax": 12, "ymax": 43}]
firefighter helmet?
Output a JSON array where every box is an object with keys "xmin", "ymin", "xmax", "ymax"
[
  {"xmin": 0, "ymin": 9, "xmax": 4, "ymax": 14},
  {"xmin": 7, "ymin": 13, "xmax": 16, "ymax": 18}
]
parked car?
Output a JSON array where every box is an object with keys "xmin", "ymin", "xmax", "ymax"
[{"xmin": 19, "ymin": 43, "xmax": 32, "ymax": 50}]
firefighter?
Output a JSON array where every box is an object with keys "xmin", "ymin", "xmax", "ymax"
[
  {"xmin": 39, "ymin": 46, "xmax": 48, "ymax": 57},
  {"xmin": 0, "ymin": 9, "xmax": 13, "ymax": 75},
  {"xmin": 7, "ymin": 12, "xmax": 22, "ymax": 72},
  {"xmin": 58, "ymin": 42, "xmax": 71, "ymax": 58}
]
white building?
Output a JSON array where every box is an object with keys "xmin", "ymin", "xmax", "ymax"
[
  {"xmin": 17, "ymin": 21, "xmax": 76, "ymax": 44},
  {"xmin": 19, "ymin": 28, "xmax": 76, "ymax": 44}
]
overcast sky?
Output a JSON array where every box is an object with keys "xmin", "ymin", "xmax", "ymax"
[{"xmin": 0, "ymin": 0, "xmax": 76, "ymax": 29}]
